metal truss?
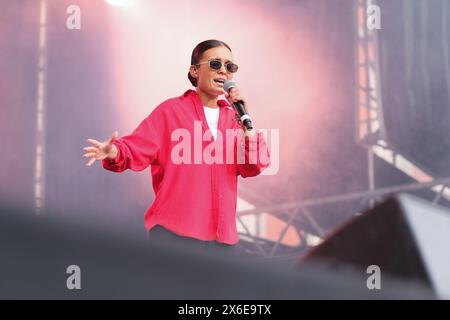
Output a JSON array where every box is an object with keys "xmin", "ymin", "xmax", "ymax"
[
  {"xmin": 34, "ymin": 0, "xmax": 48, "ymax": 216},
  {"xmin": 236, "ymin": 0, "xmax": 450, "ymax": 259},
  {"xmin": 237, "ymin": 177, "xmax": 450, "ymax": 258}
]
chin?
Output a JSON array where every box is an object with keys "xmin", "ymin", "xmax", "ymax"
[{"xmin": 209, "ymin": 87, "xmax": 223, "ymax": 96}]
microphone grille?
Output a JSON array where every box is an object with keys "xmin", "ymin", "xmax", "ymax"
[{"xmin": 223, "ymin": 80, "xmax": 236, "ymax": 93}]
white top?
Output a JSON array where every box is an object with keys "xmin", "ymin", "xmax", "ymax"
[{"xmin": 203, "ymin": 106, "xmax": 220, "ymax": 140}]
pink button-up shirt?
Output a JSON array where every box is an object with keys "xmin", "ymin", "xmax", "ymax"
[{"xmin": 103, "ymin": 90, "xmax": 270, "ymax": 244}]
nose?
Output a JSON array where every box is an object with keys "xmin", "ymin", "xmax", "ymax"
[{"xmin": 218, "ymin": 64, "xmax": 227, "ymax": 75}]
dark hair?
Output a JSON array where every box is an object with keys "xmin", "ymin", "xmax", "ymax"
[{"xmin": 188, "ymin": 39, "xmax": 232, "ymax": 87}]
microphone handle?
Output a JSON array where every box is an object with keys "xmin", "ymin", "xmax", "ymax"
[
  {"xmin": 242, "ymin": 118, "xmax": 253, "ymax": 131},
  {"xmin": 234, "ymin": 101, "xmax": 254, "ymax": 131}
]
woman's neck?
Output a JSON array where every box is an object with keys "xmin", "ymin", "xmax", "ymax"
[{"xmin": 196, "ymin": 88, "xmax": 219, "ymax": 108}]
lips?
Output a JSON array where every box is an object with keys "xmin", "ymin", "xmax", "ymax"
[
  {"xmin": 213, "ymin": 78, "xmax": 226, "ymax": 84},
  {"xmin": 213, "ymin": 79, "xmax": 226, "ymax": 88}
]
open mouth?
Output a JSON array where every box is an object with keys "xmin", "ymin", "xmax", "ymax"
[{"xmin": 213, "ymin": 78, "xmax": 226, "ymax": 86}]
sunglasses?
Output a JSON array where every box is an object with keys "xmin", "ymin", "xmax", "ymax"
[{"xmin": 195, "ymin": 59, "xmax": 239, "ymax": 73}]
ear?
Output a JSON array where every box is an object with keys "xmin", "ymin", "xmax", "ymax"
[{"xmin": 189, "ymin": 65, "xmax": 198, "ymax": 78}]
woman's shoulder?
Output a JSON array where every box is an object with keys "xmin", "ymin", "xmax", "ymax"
[
  {"xmin": 153, "ymin": 90, "xmax": 194, "ymax": 113},
  {"xmin": 144, "ymin": 96, "xmax": 182, "ymax": 122},
  {"xmin": 148, "ymin": 89, "xmax": 233, "ymax": 119}
]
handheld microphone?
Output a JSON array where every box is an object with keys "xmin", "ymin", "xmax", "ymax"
[{"xmin": 223, "ymin": 80, "xmax": 254, "ymax": 132}]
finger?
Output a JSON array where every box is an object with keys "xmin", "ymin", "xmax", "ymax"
[
  {"xmin": 83, "ymin": 146, "xmax": 98, "ymax": 152},
  {"xmin": 83, "ymin": 152, "xmax": 97, "ymax": 158},
  {"xmin": 87, "ymin": 139, "xmax": 101, "ymax": 147},
  {"xmin": 230, "ymin": 91, "xmax": 239, "ymax": 97},
  {"xmin": 107, "ymin": 131, "xmax": 119, "ymax": 144},
  {"xmin": 86, "ymin": 157, "xmax": 96, "ymax": 166},
  {"xmin": 111, "ymin": 131, "xmax": 118, "ymax": 142},
  {"xmin": 231, "ymin": 94, "xmax": 245, "ymax": 103},
  {"xmin": 230, "ymin": 95, "xmax": 240, "ymax": 103},
  {"xmin": 230, "ymin": 94, "xmax": 239, "ymax": 101}
]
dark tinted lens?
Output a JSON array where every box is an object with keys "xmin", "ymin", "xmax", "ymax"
[
  {"xmin": 209, "ymin": 60, "xmax": 222, "ymax": 70},
  {"xmin": 226, "ymin": 63, "xmax": 238, "ymax": 73}
]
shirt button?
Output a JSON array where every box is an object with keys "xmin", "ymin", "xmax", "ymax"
[{"xmin": 219, "ymin": 194, "xmax": 223, "ymax": 198}]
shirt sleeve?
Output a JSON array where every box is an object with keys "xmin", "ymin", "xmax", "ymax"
[
  {"xmin": 102, "ymin": 111, "xmax": 161, "ymax": 173},
  {"xmin": 236, "ymin": 130, "xmax": 271, "ymax": 178}
]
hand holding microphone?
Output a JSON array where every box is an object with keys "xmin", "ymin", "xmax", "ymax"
[{"xmin": 223, "ymin": 81, "xmax": 254, "ymax": 135}]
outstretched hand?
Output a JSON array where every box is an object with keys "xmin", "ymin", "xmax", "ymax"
[{"xmin": 83, "ymin": 131, "xmax": 119, "ymax": 166}]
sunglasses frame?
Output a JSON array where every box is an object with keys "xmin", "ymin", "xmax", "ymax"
[{"xmin": 195, "ymin": 59, "xmax": 239, "ymax": 73}]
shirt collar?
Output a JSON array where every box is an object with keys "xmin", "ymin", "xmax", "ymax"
[{"xmin": 183, "ymin": 89, "xmax": 232, "ymax": 133}]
